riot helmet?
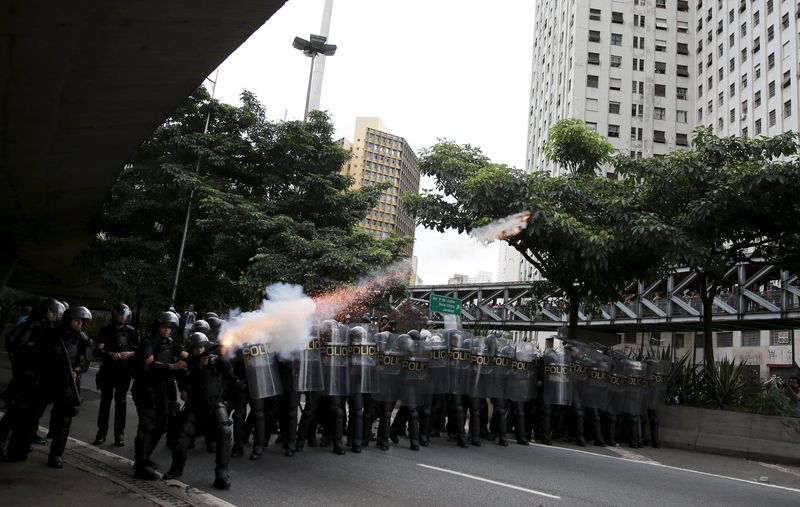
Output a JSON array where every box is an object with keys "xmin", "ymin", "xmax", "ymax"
[
  {"xmin": 408, "ymin": 329, "xmax": 422, "ymax": 341},
  {"xmin": 191, "ymin": 319, "xmax": 211, "ymax": 334},
  {"xmin": 189, "ymin": 332, "xmax": 210, "ymax": 351},
  {"xmin": 361, "ymin": 313, "xmax": 372, "ymax": 323},
  {"xmin": 64, "ymin": 305, "xmax": 92, "ymax": 323},
  {"xmin": 112, "ymin": 303, "xmax": 132, "ymax": 324},
  {"xmin": 157, "ymin": 311, "xmax": 180, "ymax": 328},
  {"xmin": 204, "ymin": 312, "xmax": 219, "ymax": 320},
  {"xmin": 348, "ymin": 325, "xmax": 368, "ymax": 344}
]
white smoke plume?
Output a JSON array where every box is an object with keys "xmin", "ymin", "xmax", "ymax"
[
  {"xmin": 469, "ymin": 211, "xmax": 532, "ymax": 245},
  {"xmin": 220, "ymin": 283, "xmax": 316, "ymax": 360}
]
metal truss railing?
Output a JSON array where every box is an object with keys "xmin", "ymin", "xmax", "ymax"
[{"xmin": 402, "ymin": 262, "xmax": 800, "ymax": 331}]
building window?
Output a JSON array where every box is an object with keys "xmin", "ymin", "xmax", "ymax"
[
  {"xmin": 608, "ymin": 125, "xmax": 620, "ymax": 138},
  {"xmin": 741, "ymin": 48, "xmax": 748, "ymax": 63},
  {"xmin": 631, "ymin": 127, "xmax": 643, "ymax": 140},
  {"xmin": 609, "ymin": 101, "xmax": 621, "ymax": 114},
  {"xmin": 634, "ymin": 14, "xmax": 646, "ymax": 27},
  {"xmin": 769, "ymin": 80, "xmax": 776, "ymax": 98},
  {"xmin": 612, "ymin": 11, "xmax": 624, "ymax": 24},
  {"xmin": 632, "ymin": 80, "xmax": 644, "ymax": 94},
  {"xmin": 655, "ymin": 61, "xmax": 666, "ymax": 74},
  {"xmin": 698, "ymin": 83, "xmax": 704, "ymax": 96},
  {"xmin": 742, "ymin": 330, "xmax": 760, "ymax": 347},
  {"xmin": 677, "ymin": 20, "xmax": 689, "ymax": 33},
  {"xmin": 656, "ymin": 0, "xmax": 666, "ymax": 8},
  {"xmin": 656, "ymin": 17, "xmax": 668, "ymax": 30},
  {"xmin": 741, "ymin": 73, "xmax": 748, "ymax": 89},
  {"xmin": 632, "ymin": 103, "xmax": 644, "ymax": 117},
  {"xmin": 586, "ymin": 98, "xmax": 598, "ymax": 111},
  {"xmin": 654, "ymin": 107, "xmax": 666, "ymax": 120},
  {"xmin": 698, "ymin": 107, "xmax": 704, "ymax": 120},
  {"xmin": 589, "ymin": 30, "xmax": 601, "ymax": 43},
  {"xmin": 784, "ymin": 100, "xmax": 792, "ymax": 119},
  {"xmin": 769, "ymin": 109, "xmax": 777, "ymax": 126},
  {"xmin": 610, "ymin": 78, "xmax": 622, "ymax": 91},
  {"xmin": 753, "ymin": 37, "xmax": 760, "ymax": 53},
  {"xmin": 755, "ymin": 118, "xmax": 762, "ymax": 134},
  {"xmin": 717, "ymin": 332, "xmax": 733, "ymax": 347},
  {"xmin": 740, "ymin": 22, "xmax": 747, "ymax": 37},
  {"xmin": 677, "ymin": 42, "xmax": 689, "ymax": 55},
  {"xmin": 656, "ymin": 39, "xmax": 667, "ymax": 52},
  {"xmin": 611, "ymin": 33, "xmax": 623, "ymax": 46},
  {"xmin": 729, "ymin": 108, "xmax": 736, "ymax": 123},
  {"xmin": 783, "ymin": 70, "xmax": 791, "ymax": 88},
  {"xmin": 754, "ymin": 63, "xmax": 761, "ymax": 79},
  {"xmin": 633, "ymin": 58, "xmax": 644, "ymax": 71},
  {"xmin": 588, "ymin": 52, "xmax": 600, "ymax": 65},
  {"xmin": 677, "ymin": 87, "xmax": 688, "ymax": 100},
  {"xmin": 654, "ymin": 130, "xmax": 666, "ymax": 143},
  {"xmin": 753, "ymin": 11, "xmax": 760, "ymax": 26},
  {"xmin": 585, "ymin": 121, "xmax": 598, "ymax": 131},
  {"xmin": 768, "ymin": 52, "xmax": 775, "ymax": 69},
  {"xmin": 677, "ymin": 65, "xmax": 689, "ymax": 77},
  {"xmin": 782, "ymin": 13, "xmax": 789, "ymax": 30},
  {"xmin": 674, "ymin": 333, "xmax": 685, "ymax": 349},
  {"xmin": 676, "ymin": 133, "xmax": 689, "ymax": 146},
  {"xmin": 587, "ymin": 75, "xmax": 599, "ymax": 88},
  {"xmin": 768, "ymin": 25, "xmax": 775, "ymax": 41},
  {"xmin": 655, "ymin": 84, "xmax": 667, "ymax": 96},
  {"xmin": 610, "ymin": 55, "xmax": 622, "ymax": 68},
  {"xmin": 730, "ymin": 82, "xmax": 736, "ymax": 97},
  {"xmin": 589, "ymin": 8, "xmax": 601, "ymax": 21},
  {"xmin": 634, "ymin": 36, "xmax": 645, "ymax": 49},
  {"xmin": 677, "ymin": 110, "xmax": 688, "ymax": 123},
  {"xmin": 771, "ymin": 330, "xmax": 791, "ymax": 346},
  {"xmin": 754, "ymin": 90, "xmax": 761, "ymax": 108}
]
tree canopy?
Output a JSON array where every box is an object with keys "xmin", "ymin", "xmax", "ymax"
[
  {"xmin": 617, "ymin": 126, "xmax": 800, "ymax": 365},
  {"xmin": 405, "ymin": 119, "xmax": 667, "ymax": 339},
  {"xmin": 80, "ymin": 88, "xmax": 406, "ymax": 314}
]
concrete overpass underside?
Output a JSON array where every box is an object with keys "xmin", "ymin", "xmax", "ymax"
[{"xmin": 0, "ymin": 0, "xmax": 286, "ymax": 302}]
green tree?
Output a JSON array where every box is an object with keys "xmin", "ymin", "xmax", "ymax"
[
  {"xmin": 80, "ymin": 88, "xmax": 406, "ymax": 314},
  {"xmin": 405, "ymin": 119, "xmax": 668, "ymax": 340},
  {"xmin": 618, "ymin": 126, "xmax": 800, "ymax": 367}
]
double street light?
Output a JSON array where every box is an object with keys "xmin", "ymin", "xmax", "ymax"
[{"xmin": 292, "ymin": 34, "xmax": 337, "ymax": 121}]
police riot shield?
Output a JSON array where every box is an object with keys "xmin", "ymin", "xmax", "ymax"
[
  {"xmin": 445, "ymin": 329, "xmax": 470, "ymax": 395},
  {"xmin": 292, "ymin": 326, "xmax": 324, "ymax": 392},
  {"xmin": 376, "ymin": 333, "xmax": 403, "ymax": 401},
  {"xmin": 646, "ymin": 359, "xmax": 670, "ymax": 410},
  {"xmin": 488, "ymin": 337, "xmax": 514, "ymax": 399},
  {"xmin": 242, "ymin": 341, "xmax": 283, "ymax": 399},
  {"xmin": 542, "ymin": 346, "xmax": 572, "ymax": 407},
  {"xmin": 622, "ymin": 359, "xmax": 646, "ymax": 415},
  {"xmin": 320, "ymin": 320, "xmax": 349, "ymax": 396},
  {"xmin": 585, "ymin": 351, "xmax": 611, "ymax": 412},
  {"xmin": 349, "ymin": 325, "xmax": 379, "ymax": 394},
  {"xmin": 566, "ymin": 342, "xmax": 591, "ymax": 410},
  {"xmin": 508, "ymin": 342, "xmax": 535, "ymax": 402},
  {"xmin": 426, "ymin": 332, "xmax": 449, "ymax": 395},
  {"xmin": 400, "ymin": 338, "xmax": 430, "ymax": 407},
  {"xmin": 468, "ymin": 335, "xmax": 495, "ymax": 399},
  {"xmin": 607, "ymin": 358, "xmax": 627, "ymax": 415}
]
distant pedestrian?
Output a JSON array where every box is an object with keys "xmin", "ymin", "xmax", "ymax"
[{"xmin": 182, "ymin": 304, "xmax": 197, "ymax": 340}]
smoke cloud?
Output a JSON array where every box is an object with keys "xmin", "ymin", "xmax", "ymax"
[{"xmin": 469, "ymin": 211, "xmax": 531, "ymax": 245}]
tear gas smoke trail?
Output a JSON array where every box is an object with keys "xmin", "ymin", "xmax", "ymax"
[
  {"xmin": 469, "ymin": 211, "xmax": 532, "ymax": 245},
  {"xmin": 219, "ymin": 261, "xmax": 412, "ymax": 358}
]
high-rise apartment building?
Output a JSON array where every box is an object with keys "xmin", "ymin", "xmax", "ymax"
[
  {"xmin": 339, "ymin": 117, "xmax": 420, "ymax": 258},
  {"xmin": 503, "ymin": 0, "xmax": 800, "ymax": 282}
]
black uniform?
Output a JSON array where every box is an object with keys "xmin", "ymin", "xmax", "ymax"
[
  {"xmin": 132, "ymin": 333, "xmax": 184, "ymax": 479},
  {"xmin": 43, "ymin": 323, "xmax": 90, "ymax": 467},
  {"xmin": 165, "ymin": 338, "xmax": 235, "ymax": 490},
  {"xmin": 94, "ymin": 322, "xmax": 139, "ymax": 445}
]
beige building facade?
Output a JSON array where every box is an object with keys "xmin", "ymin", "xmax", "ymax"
[{"xmin": 339, "ymin": 117, "xmax": 420, "ymax": 258}]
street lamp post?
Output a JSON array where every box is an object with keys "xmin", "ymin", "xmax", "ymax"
[{"xmin": 292, "ymin": 34, "xmax": 336, "ymax": 121}]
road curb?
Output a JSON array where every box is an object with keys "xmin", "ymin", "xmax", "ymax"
[{"xmin": 26, "ymin": 427, "xmax": 236, "ymax": 507}]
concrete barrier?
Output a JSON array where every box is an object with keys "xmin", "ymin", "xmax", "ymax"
[{"xmin": 660, "ymin": 405, "xmax": 800, "ymax": 464}]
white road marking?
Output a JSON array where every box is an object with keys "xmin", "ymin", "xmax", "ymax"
[
  {"xmin": 757, "ymin": 462, "xmax": 800, "ymax": 480},
  {"xmin": 528, "ymin": 443, "xmax": 800, "ymax": 495},
  {"xmin": 605, "ymin": 446, "xmax": 661, "ymax": 465},
  {"xmin": 417, "ymin": 463, "xmax": 562, "ymax": 500}
]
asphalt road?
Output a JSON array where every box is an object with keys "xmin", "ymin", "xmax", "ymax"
[{"xmin": 2, "ymin": 354, "xmax": 800, "ymax": 506}]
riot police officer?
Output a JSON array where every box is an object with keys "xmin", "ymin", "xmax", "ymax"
[
  {"xmin": 45, "ymin": 306, "xmax": 92, "ymax": 468},
  {"xmin": 132, "ymin": 312, "xmax": 187, "ymax": 480},
  {"xmin": 1, "ymin": 298, "xmax": 64, "ymax": 461},
  {"xmin": 164, "ymin": 332, "xmax": 236, "ymax": 490},
  {"xmin": 93, "ymin": 303, "xmax": 139, "ymax": 447}
]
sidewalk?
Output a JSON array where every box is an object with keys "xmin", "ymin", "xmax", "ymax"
[{"xmin": 0, "ymin": 425, "xmax": 235, "ymax": 507}]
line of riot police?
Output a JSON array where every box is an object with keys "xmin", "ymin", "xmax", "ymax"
[{"xmin": 2, "ymin": 302, "xmax": 672, "ymax": 493}]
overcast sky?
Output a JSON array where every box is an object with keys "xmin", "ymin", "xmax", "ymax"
[{"xmin": 214, "ymin": 0, "xmax": 535, "ymax": 284}]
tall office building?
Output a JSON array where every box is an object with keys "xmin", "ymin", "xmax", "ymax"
[
  {"xmin": 338, "ymin": 117, "xmax": 421, "ymax": 258},
  {"xmin": 504, "ymin": 0, "xmax": 800, "ymax": 281}
]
